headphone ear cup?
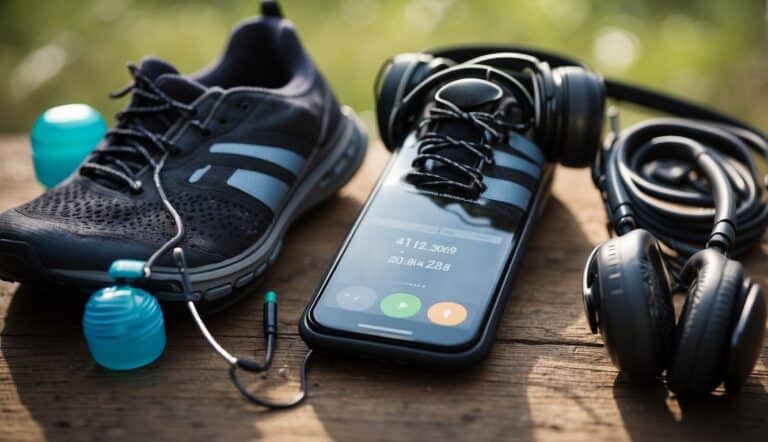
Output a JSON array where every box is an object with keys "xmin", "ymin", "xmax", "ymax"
[
  {"xmin": 549, "ymin": 67, "xmax": 605, "ymax": 168},
  {"xmin": 724, "ymin": 278, "xmax": 766, "ymax": 391},
  {"xmin": 667, "ymin": 250, "xmax": 742, "ymax": 395},
  {"xmin": 594, "ymin": 229, "xmax": 675, "ymax": 381},
  {"xmin": 374, "ymin": 54, "xmax": 454, "ymax": 150},
  {"xmin": 375, "ymin": 54, "xmax": 433, "ymax": 149}
]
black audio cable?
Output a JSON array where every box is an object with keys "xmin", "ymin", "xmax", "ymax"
[
  {"xmin": 138, "ymin": 131, "xmax": 311, "ymax": 410},
  {"xmin": 593, "ymin": 113, "xmax": 768, "ymax": 276},
  {"xmin": 175, "ymin": 249, "xmax": 312, "ymax": 410}
]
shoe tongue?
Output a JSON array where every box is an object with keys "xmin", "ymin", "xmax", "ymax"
[
  {"xmin": 137, "ymin": 56, "xmax": 180, "ymax": 80},
  {"xmin": 437, "ymin": 78, "xmax": 504, "ymax": 111},
  {"xmin": 155, "ymin": 74, "xmax": 206, "ymax": 104},
  {"xmin": 89, "ymin": 57, "xmax": 207, "ymax": 190},
  {"xmin": 420, "ymin": 78, "xmax": 504, "ymax": 188},
  {"xmin": 134, "ymin": 56, "xmax": 205, "ymax": 104},
  {"xmin": 126, "ymin": 59, "xmax": 205, "ymax": 134}
]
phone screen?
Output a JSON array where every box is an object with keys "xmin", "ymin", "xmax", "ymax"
[{"xmin": 309, "ymin": 135, "xmax": 543, "ymax": 349}]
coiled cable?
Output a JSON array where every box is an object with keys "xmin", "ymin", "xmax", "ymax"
[{"xmin": 594, "ymin": 116, "xmax": 768, "ymax": 275}]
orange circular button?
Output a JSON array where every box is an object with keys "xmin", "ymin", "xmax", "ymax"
[{"xmin": 427, "ymin": 302, "xmax": 468, "ymax": 326}]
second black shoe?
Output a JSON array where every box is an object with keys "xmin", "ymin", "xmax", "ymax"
[{"xmin": 0, "ymin": 4, "xmax": 367, "ymax": 301}]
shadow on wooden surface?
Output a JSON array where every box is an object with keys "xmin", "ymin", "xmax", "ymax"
[
  {"xmin": 0, "ymin": 191, "xmax": 369, "ymax": 441},
  {"xmin": 0, "ymin": 195, "xmax": 592, "ymax": 441},
  {"xmin": 0, "ymin": 139, "xmax": 766, "ymax": 441},
  {"xmin": 613, "ymin": 374, "xmax": 768, "ymax": 440},
  {"xmin": 289, "ymin": 196, "xmax": 593, "ymax": 441}
]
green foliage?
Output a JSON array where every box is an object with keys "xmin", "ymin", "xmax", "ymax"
[{"xmin": 0, "ymin": 0, "xmax": 766, "ymax": 134}]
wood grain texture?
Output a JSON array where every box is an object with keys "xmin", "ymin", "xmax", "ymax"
[{"xmin": 0, "ymin": 138, "xmax": 766, "ymax": 441}]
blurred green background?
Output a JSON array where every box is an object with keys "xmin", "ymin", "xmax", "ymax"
[{"xmin": 0, "ymin": 0, "xmax": 766, "ymax": 135}]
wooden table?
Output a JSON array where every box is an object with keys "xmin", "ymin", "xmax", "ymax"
[{"xmin": 0, "ymin": 135, "xmax": 766, "ymax": 441}]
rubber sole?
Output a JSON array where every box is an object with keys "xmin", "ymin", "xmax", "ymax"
[{"xmin": 0, "ymin": 107, "xmax": 368, "ymax": 303}]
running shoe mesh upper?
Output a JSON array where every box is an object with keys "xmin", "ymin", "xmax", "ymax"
[{"xmin": 17, "ymin": 180, "xmax": 271, "ymax": 259}]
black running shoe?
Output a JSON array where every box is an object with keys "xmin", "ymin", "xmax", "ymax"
[{"xmin": 0, "ymin": 3, "xmax": 367, "ymax": 301}]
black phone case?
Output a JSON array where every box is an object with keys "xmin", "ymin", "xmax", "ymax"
[{"xmin": 299, "ymin": 146, "xmax": 554, "ymax": 369}]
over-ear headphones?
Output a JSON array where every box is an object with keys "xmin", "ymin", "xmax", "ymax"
[
  {"xmin": 375, "ymin": 44, "xmax": 768, "ymax": 396},
  {"xmin": 583, "ymin": 119, "xmax": 768, "ymax": 396},
  {"xmin": 375, "ymin": 48, "xmax": 605, "ymax": 167},
  {"xmin": 375, "ymin": 45, "xmax": 763, "ymax": 165}
]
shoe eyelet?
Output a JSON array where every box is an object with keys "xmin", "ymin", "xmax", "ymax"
[
  {"xmin": 238, "ymin": 102, "xmax": 249, "ymax": 110},
  {"xmin": 218, "ymin": 118, "xmax": 228, "ymax": 125}
]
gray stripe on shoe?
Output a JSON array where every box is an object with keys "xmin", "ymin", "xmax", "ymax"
[
  {"xmin": 227, "ymin": 169, "xmax": 291, "ymax": 211},
  {"xmin": 211, "ymin": 143, "xmax": 306, "ymax": 175}
]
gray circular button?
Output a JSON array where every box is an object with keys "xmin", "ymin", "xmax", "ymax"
[{"xmin": 336, "ymin": 286, "xmax": 377, "ymax": 311}]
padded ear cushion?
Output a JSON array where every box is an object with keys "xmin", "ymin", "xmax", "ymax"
[
  {"xmin": 724, "ymin": 279, "xmax": 767, "ymax": 391},
  {"xmin": 375, "ymin": 54, "xmax": 456, "ymax": 150},
  {"xmin": 594, "ymin": 229, "xmax": 675, "ymax": 381},
  {"xmin": 550, "ymin": 67, "xmax": 605, "ymax": 168},
  {"xmin": 375, "ymin": 54, "xmax": 435, "ymax": 149},
  {"xmin": 667, "ymin": 249, "xmax": 742, "ymax": 395}
]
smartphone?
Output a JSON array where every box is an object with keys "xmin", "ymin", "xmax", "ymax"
[{"xmin": 300, "ymin": 132, "xmax": 553, "ymax": 368}]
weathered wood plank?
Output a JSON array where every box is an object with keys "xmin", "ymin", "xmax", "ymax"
[{"xmin": 0, "ymin": 138, "xmax": 766, "ymax": 441}]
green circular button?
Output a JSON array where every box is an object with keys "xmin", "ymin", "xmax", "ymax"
[{"xmin": 380, "ymin": 293, "xmax": 422, "ymax": 319}]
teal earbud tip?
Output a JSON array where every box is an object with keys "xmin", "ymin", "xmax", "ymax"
[
  {"xmin": 108, "ymin": 259, "xmax": 147, "ymax": 281},
  {"xmin": 30, "ymin": 104, "xmax": 107, "ymax": 188},
  {"xmin": 82, "ymin": 261, "xmax": 165, "ymax": 370},
  {"xmin": 265, "ymin": 291, "xmax": 278, "ymax": 303}
]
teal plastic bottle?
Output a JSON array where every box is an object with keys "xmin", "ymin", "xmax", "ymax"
[
  {"xmin": 30, "ymin": 104, "xmax": 107, "ymax": 188},
  {"xmin": 82, "ymin": 260, "xmax": 166, "ymax": 370}
]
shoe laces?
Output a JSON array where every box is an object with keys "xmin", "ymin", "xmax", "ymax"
[
  {"xmin": 406, "ymin": 100, "xmax": 532, "ymax": 197},
  {"xmin": 80, "ymin": 64, "xmax": 208, "ymax": 192}
]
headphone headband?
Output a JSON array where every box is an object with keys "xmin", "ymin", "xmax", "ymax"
[
  {"xmin": 389, "ymin": 63, "xmax": 536, "ymax": 148},
  {"xmin": 421, "ymin": 45, "xmax": 766, "ymax": 140},
  {"xmin": 428, "ymin": 45, "xmax": 586, "ymax": 68},
  {"xmin": 462, "ymin": 52, "xmax": 545, "ymax": 74}
]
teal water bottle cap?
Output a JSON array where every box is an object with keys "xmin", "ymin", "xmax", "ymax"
[
  {"xmin": 30, "ymin": 104, "xmax": 107, "ymax": 188},
  {"xmin": 82, "ymin": 260, "xmax": 166, "ymax": 370}
]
